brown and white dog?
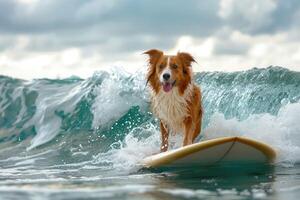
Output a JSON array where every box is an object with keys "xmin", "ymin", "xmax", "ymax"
[{"xmin": 144, "ymin": 49, "xmax": 203, "ymax": 152}]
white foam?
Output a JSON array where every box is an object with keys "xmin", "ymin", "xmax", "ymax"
[
  {"xmin": 202, "ymin": 102, "xmax": 300, "ymax": 165},
  {"xmin": 92, "ymin": 123, "xmax": 161, "ymax": 172},
  {"xmin": 93, "ymin": 123, "xmax": 196, "ymax": 173},
  {"xmin": 92, "ymin": 68, "xmax": 148, "ymax": 129},
  {"xmin": 99, "ymin": 102, "xmax": 300, "ymax": 171}
]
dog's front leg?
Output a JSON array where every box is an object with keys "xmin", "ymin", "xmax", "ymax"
[
  {"xmin": 160, "ymin": 121, "xmax": 169, "ymax": 152},
  {"xmin": 183, "ymin": 117, "xmax": 193, "ymax": 146}
]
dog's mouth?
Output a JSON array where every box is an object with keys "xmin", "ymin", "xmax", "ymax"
[{"xmin": 162, "ymin": 80, "xmax": 176, "ymax": 93}]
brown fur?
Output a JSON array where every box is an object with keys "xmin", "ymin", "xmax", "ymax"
[{"xmin": 144, "ymin": 49, "xmax": 203, "ymax": 152}]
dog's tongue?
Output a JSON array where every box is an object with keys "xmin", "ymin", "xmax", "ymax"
[{"xmin": 163, "ymin": 83, "xmax": 173, "ymax": 92}]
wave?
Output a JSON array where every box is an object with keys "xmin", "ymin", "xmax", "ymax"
[{"xmin": 0, "ymin": 66, "xmax": 299, "ymax": 167}]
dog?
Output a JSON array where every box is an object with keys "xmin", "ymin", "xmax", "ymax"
[{"xmin": 144, "ymin": 49, "xmax": 203, "ymax": 152}]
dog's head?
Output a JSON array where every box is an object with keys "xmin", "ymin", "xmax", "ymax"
[{"xmin": 144, "ymin": 49, "xmax": 195, "ymax": 95}]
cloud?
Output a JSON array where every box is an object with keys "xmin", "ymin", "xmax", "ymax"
[
  {"xmin": 0, "ymin": 0, "xmax": 299, "ymax": 79},
  {"xmin": 1, "ymin": 0, "xmax": 298, "ymax": 51},
  {"xmin": 170, "ymin": 30, "xmax": 300, "ymax": 72},
  {"xmin": 218, "ymin": 0, "xmax": 300, "ymax": 34},
  {"xmin": 219, "ymin": 0, "xmax": 277, "ymax": 32},
  {"xmin": 0, "ymin": 0, "xmax": 222, "ymax": 56},
  {"xmin": 213, "ymin": 29, "xmax": 251, "ymax": 55},
  {"xmin": 0, "ymin": 0, "xmax": 220, "ymax": 36}
]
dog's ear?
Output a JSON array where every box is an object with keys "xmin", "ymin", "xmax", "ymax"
[
  {"xmin": 177, "ymin": 52, "xmax": 196, "ymax": 67},
  {"xmin": 143, "ymin": 49, "xmax": 163, "ymax": 65},
  {"xmin": 143, "ymin": 49, "xmax": 163, "ymax": 92}
]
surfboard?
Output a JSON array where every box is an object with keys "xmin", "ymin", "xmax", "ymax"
[{"xmin": 142, "ymin": 137, "xmax": 276, "ymax": 168}]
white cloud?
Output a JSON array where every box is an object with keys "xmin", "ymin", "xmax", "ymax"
[
  {"xmin": 167, "ymin": 30, "xmax": 300, "ymax": 72},
  {"xmin": 0, "ymin": 0, "xmax": 299, "ymax": 79},
  {"xmin": 0, "ymin": 47, "xmax": 98, "ymax": 79},
  {"xmin": 170, "ymin": 36, "xmax": 215, "ymax": 58},
  {"xmin": 0, "ymin": 44, "xmax": 145, "ymax": 79},
  {"xmin": 60, "ymin": 48, "xmax": 81, "ymax": 66},
  {"xmin": 1, "ymin": 28, "xmax": 299, "ymax": 80}
]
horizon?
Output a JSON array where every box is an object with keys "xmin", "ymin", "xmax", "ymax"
[{"xmin": 0, "ymin": 0, "xmax": 299, "ymax": 79}]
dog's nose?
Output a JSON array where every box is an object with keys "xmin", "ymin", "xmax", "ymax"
[{"xmin": 163, "ymin": 73, "xmax": 170, "ymax": 81}]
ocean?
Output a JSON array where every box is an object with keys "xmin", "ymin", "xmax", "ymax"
[{"xmin": 0, "ymin": 66, "xmax": 299, "ymax": 199}]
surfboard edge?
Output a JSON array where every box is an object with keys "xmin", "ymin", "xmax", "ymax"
[{"xmin": 142, "ymin": 136, "xmax": 277, "ymax": 168}]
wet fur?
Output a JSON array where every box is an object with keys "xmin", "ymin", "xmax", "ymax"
[{"xmin": 144, "ymin": 49, "xmax": 203, "ymax": 152}]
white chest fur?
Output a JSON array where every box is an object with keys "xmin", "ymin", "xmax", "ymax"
[{"xmin": 151, "ymin": 84, "xmax": 193, "ymax": 134}]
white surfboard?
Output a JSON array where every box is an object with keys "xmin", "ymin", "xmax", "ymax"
[{"xmin": 142, "ymin": 137, "xmax": 276, "ymax": 168}]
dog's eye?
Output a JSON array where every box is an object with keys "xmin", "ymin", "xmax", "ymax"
[
  {"xmin": 172, "ymin": 64, "xmax": 178, "ymax": 69},
  {"xmin": 159, "ymin": 64, "xmax": 164, "ymax": 69}
]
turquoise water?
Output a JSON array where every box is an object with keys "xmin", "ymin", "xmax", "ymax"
[{"xmin": 0, "ymin": 66, "xmax": 299, "ymax": 199}]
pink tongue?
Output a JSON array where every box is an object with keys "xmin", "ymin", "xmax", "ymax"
[{"xmin": 163, "ymin": 83, "xmax": 172, "ymax": 92}]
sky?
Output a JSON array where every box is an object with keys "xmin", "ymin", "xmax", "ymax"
[{"xmin": 0, "ymin": 0, "xmax": 299, "ymax": 79}]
